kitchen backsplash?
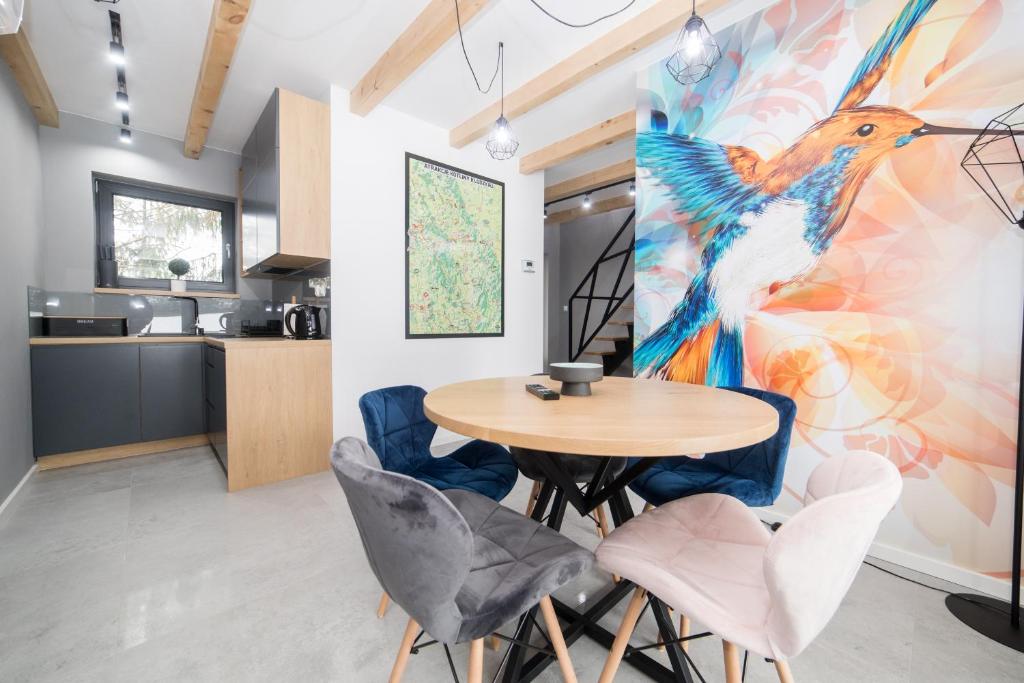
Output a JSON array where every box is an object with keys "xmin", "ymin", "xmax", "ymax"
[{"xmin": 28, "ymin": 281, "xmax": 331, "ymax": 339}]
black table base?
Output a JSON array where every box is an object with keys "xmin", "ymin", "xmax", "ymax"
[{"xmin": 499, "ymin": 451, "xmax": 707, "ymax": 683}]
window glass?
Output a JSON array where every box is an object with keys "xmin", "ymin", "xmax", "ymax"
[{"xmin": 112, "ymin": 194, "xmax": 224, "ymax": 283}]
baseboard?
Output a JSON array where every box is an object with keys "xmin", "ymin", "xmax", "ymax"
[
  {"xmin": 0, "ymin": 464, "xmax": 37, "ymax": 519},
  {"xmin": 37, "ymin": 434, "xmax": 209, "ymax": 471},
  {"xmin": 756, "ymin": 509, "xmax": 1020, "ymax": 604}
]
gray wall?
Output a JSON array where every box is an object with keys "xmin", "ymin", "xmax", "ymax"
[
  {"xmin": 548, "ymin": 207, "xmax": 635, "ymax": 366},
  {"xmin": 0, "ymin": 64, "xmax": 45, "ymax": 502},
  {"xmin": 38, "ymin": 113, "xmax": 269, "ymax": 300}
]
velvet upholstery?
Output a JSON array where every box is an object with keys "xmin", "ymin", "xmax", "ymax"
[
  {"xmin": 627, "ymin": 386, "xmax": 797, "ymax": 507},
  {"xmin": 509, "ymin": 447, "xmax": 627, "ymax": 483},
  {"xmin": 331, "ymin": 437, "xmax": 594, "ymax": 645},
  {"xmin": 359, "ymin": 385, "xmax": 518, "ymax": 501},
  {"xmin": 596, "ymin": 451, "xmax": 902, "ymax": 661}
]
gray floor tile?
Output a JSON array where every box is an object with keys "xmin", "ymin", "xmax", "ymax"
[{"xmin": 2, "ymin": 444, "xmax": 1023, "ymax": 682}]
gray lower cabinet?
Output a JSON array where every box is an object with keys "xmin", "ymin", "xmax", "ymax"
[
  {"xmin": 140, "ymin": 344, "xmax": 205, "ymax": 442},
  {"xmin": 204, "ymin": 345, "xmax": 228, "ymax": 470},
  {"xmin": 30, "ymin": 344, "xmax": 142, "ymax": 457}
]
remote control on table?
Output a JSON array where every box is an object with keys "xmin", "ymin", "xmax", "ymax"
[{"xmin": 526, "ymin": 383, "xmax": 560, "ymax": 400}]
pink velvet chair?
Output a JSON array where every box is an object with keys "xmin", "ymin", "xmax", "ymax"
[{"xmin": 595, "ymin": 451, "xmax": 902, "ymax": 683}]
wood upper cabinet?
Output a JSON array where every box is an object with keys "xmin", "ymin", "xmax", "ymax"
[{"xmin": 241, "ymin": 88, "xmax": 330, "ymax": 275}]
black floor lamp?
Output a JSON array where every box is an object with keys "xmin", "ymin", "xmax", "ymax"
[{"xmin": 943, "ymin": 103, "xmax": 1024, "ymax": 652}]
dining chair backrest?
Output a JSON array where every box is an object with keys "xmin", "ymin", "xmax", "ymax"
[
  {"xmin": 359, "ymin": 385, "xmax": 437, "ymax": 474},
  {"xmin": 330, "ymin": 436, "xmax": 471, "ymax": 640},
  {"xmin": 762, "ymin": 451, "xmax": 902, "ymax": 659},
  {"xmin": 707, "ymin": 387, "xmax": 797, "ymax": 502}
]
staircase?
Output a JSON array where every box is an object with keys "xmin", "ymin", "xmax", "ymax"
[{"xmin": 567, "ymin": 210, "xmax": 636, "ymax": 376}]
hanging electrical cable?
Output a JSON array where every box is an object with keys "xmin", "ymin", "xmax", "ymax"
[
  {"xmin": 526, "ymin": 0, "xmax": 637, "ymax": 29},
  {"xmin": 451, "ymin": 0, "xmax": 647, "ymax": 159},
  {"xmin": 453, "ymin": 0, "xmax": 501, "ymax": 95},
  {"xmin": 454, "ymin": 1, "xmax": 519, "ymax": 159}
]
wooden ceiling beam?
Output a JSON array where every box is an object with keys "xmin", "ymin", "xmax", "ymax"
[
  {"xmin": 184, "ymin": 0, "xmax": 252, "ymax": 159},
  {"xmin": 546, "ymin": 193, "xmax": 634, "ymax": 225},
  {"xmin": 450, "ymin": 0, "xmax": 728, "ymax": 149},
  {"xmin": 350, "ymin": 0, "xmax": 492, "ymax": 116},
  {"xmin": 545, "ymin": 157, "xmax": 634, "ymax": 203},
  {"xmin": 0, "ymin": 29, "xmax": 59, "ymax": 128},
  {"xmin": 520, "ymin": 111, "xmax": 634, "ymax": 175}
]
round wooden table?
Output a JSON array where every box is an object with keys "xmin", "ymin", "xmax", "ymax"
[
  {"xmin": 425, "ymin": 376, "xmax": 780, "ymax": 683},
  {"xmin": 424, "ymin": 375, "xmax": 779, "ymax": 457}
]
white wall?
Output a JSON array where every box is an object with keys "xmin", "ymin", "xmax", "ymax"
[
  {"xmin": 0, "ymin": 63, "xmax": 45, "ymax": 503},
  {"xmin": 330, "ymin": 86, "xmax": 545, "ymax": 443},
  {"xmin": 38, "ymin": 113, "xmax": 268, "ymax": 299}
]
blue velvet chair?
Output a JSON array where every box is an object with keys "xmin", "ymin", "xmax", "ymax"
[
  {"xmin": 359, "ymin": 385, "xmax": 518, "ymax": 502},
  {"xmin": 628, "ymin": 386, "xmax": 797, "ymax": 508}
]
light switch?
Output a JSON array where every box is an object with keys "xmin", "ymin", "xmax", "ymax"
[{"xmin": 521, "ymin": 258, "xmax": 536, "ymax": 273}]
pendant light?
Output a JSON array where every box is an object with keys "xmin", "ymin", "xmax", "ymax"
[
  {"xmin": 666, "ymin": 0, "xmax": 721, "ymax": 86},
  {"xmin": 485, "ymin": 42, "xmax": 519, "ymax": 161}
]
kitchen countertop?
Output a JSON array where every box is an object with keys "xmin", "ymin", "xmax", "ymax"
[{"xmin": 29, "ymin": 336, "xmax": 331, "ymax": 349}]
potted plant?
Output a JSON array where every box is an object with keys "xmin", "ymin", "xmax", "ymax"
[{"xmin": 168, "ymin": 258, "xmax": 190, "ymax": 292}]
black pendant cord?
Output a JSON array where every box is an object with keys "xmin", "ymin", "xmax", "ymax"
[
  {"xmin": 527, "ymin": 0, "xmax": 637, "ymax": 28},
  {"xmin": 454, "ymin": 0, "xmax": 502, "ymax": 95}
]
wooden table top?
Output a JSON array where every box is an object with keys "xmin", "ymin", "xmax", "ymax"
[{"xmin": 424, "ymin": 376, "xmax": 779, "ymax": 457}]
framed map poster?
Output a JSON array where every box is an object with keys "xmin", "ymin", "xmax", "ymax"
[{"xmin": 405, "ymin": 153, "xmax": 504, "ymax": 338}]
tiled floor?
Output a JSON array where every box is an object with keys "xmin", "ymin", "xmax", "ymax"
[{"xmin": 1, "ymin": 445, "xmax": 1023, "ymax": 682}]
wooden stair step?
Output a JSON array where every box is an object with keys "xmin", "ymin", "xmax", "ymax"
[
  {"xmin": 582, "ymin": 350, "xmax": 616, "ymax": 356},
  {"xmin": 620, "ymin": 304, "xmax": 634, "ymax": 309},
  {"xmin": 595, "ymin": 336, "xmax": 629, "ymax": 342},
  {"xmin": 606, "ymin": 320, "xmax": 632, "ymax": 326}
]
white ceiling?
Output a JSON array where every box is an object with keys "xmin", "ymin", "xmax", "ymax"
[{"xmin": 24, "ymin": 0, "xmax": 771, "ymax": 184}]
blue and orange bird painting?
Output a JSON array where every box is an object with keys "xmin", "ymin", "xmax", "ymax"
[{"xmin": 634, "ymin": 0, "xmax": 977, "ymax": 385}]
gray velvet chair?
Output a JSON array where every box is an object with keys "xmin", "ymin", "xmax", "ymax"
[{"xmin": 330, "ymin": 437, "xmax": 594, "ymax": 683}]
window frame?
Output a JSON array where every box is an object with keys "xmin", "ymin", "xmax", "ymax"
[{"xmin": 94, "ymin": 176, "xmax": 237, "ymax": 294}]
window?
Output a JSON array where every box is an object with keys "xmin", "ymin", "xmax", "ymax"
[{"xmin": 95, "ymin": 177, "xmax": 236, "ymax": 293}]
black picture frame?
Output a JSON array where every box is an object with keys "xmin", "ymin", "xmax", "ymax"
[{"xmin": 405, "ymin": 152, "xmax": 505, "ymax": 339}]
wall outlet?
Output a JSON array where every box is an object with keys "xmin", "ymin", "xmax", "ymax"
[{"xmin": 521, "ymin": 258, "xmax": 536, "ymax": 273}]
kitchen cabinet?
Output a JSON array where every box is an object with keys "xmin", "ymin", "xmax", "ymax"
[
  {"xmin": 29, "ymin": 337, "xmax": 331, "ymax": 492},
  {"xmin": 207, "ymin": 338, "xmax": 332, "ymax": 492},
  {"xmin": 240, "ymin": 88, "xmax": 330, "ymax": 276},
  {"xmin": 30, "ymin": 345, "xmax": 142, "ymax": 457},
  {"xmin": 204, "ymin": 344, "xmax": 228, "ymax": 470},
  {"xmin": 140, "ymin": 344, "xmax": 204, "ymax": 442}
]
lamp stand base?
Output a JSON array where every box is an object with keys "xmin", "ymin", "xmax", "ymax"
[{"xmin": 945, "ymin": 593, "xmax": 1024, "ymax": 652}]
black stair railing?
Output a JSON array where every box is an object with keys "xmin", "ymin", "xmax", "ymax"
[{"xmin": 568, "ymin": 210, "xmax": 636, "ymax": 362}]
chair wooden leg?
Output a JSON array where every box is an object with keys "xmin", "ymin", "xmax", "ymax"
[
  {"xmin": 539, "ymin": 595, "xmax": 578, "ymax": 683},
  {"xmin": 468, "ymin": 638, "xmax": 484, "ymax": 683},
  {"xmin": 595, "ymin": 503, "xmax": 612, "ymax": 538},
  {"xmin": 598, "ymin": 587, "xmax": 647, "ymax": 683},
  {"xmin": 388, "ymin": 618, "xmax": 420, "ymax": 683},
  {"xmin": 525, "ymin": 480, "xmax": 542, "ymax": 517},
  {"xmin": 377, "ymin": 592, "xmax": 391, "ymax": 619},
  {"xmin": 593, "ymin": 503, "xmax": 620, "ymax": 581},
  {"xmin": 723, "ymin": 641, "xmax": 742, "ymax": 683},
  {"xmin": 680, "ymin": 613, "xmax": 691, "ymax": 652},
  {"xmin": 775, "ymin": 659, "xmax": 794, "ymax": 683},
  {"xmin": 643, "ymin": 502, "xmax": 654, "ymax": 513}
]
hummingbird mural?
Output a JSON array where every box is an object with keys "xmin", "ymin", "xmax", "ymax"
[{"xmin": 634, "ymin": 0, "xmax": 991, "ymax": 385}]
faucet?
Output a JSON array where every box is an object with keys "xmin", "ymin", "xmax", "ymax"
[{"xmin": 173, "ymin": 296, "xmax": 204, "ymax": 335}]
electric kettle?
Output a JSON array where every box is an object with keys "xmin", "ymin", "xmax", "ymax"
[{"xmin": 285, "ymin": 305, "xmax": 324, "ymax": 340}]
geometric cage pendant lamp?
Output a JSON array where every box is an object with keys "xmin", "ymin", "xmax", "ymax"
[{"xmin": 665, "ymin": 0, "xmax": 722, "ymax": 86}]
